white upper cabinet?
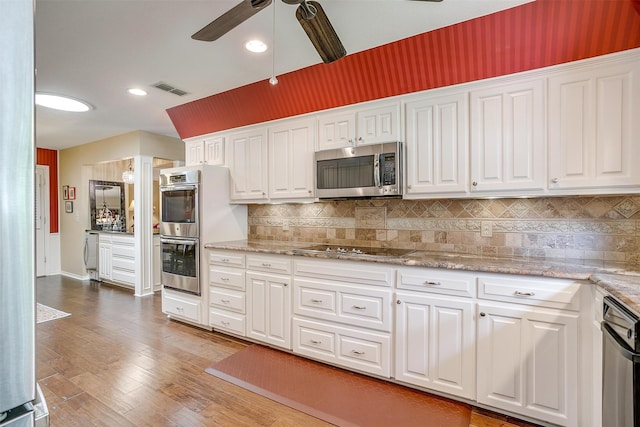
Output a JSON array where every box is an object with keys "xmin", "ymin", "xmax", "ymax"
[
  {"xmin": 317, "ymin": 102, "xmax": 400, "ymax": 150},
  {"xmin": 404, "ymin": 92, "xmax": 469, "ymax": 198},
  {"xmin": 184, "ymin": 135, "xmax": 226, "ymax": 167},
  {"xmin": 356, "ymin": 103, "xmax": 400, "ymax": 146},
  {"xmin": 228, "ymin": 127, "xmax": 268, "ymax": 201},
  {"xmin": 470, "ymin": 78, "xmax": 546, "ymax": 195},
  {"xmin": 548, "ymin": 55, "xmax": 640, "ymax": 193},
  {"xmin": 317, "ymin": 110, "xmax": 356, "ymax": 150},
  {"xmin": 268, "ymin": 118, "xmax": 316, "ymax": 201}
]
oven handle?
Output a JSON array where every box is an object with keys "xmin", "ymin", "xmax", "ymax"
[
  {"xmin": 160, "ymin": 185, "xmax": 198, "ymax": 192},
  {"xmin": 602, "ymin": 322, "xmax": 640, "ymax": 363},
  {"xmin": 160, "ymin": 237, "xmax": 198, "ymax": 246}
]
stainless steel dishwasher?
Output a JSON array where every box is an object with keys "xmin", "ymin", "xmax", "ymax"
[{"xmin": 602, "ymin": 295, "xmax": 640, "ymax": 427}]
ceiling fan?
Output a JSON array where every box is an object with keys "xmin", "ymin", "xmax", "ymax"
[{"xmin": 192, "ymin": 0, "xmax": 443, "ymax": 64}]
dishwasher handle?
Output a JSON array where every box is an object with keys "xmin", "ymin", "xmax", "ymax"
[{"xmin": 602, "ymin": 321, "xmax": 640, "ymax": 363}]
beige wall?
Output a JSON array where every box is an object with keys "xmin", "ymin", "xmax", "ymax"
[
  {"xmin": 248, "ymin": 196, "xmax": 640, "ymax": 265},
  {"xmin": 59, "ymin": 131, "xmax": 184, "ymax": 277}
]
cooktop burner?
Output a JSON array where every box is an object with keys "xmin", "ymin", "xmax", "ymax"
[{"xmin": 299, "ymin": 245, "xmax": 414, "ymax": 257}]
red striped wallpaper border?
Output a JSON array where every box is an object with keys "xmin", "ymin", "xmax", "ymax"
[
  {"xmin": 37, "ymin": 148, "xmax": 59, "ymax": 234},
  {"xmin": 167, "ymin": 0, "xmax": 640, "ymax": 139}
]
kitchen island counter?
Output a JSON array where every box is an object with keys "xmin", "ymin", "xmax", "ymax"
[{"xmin": 204, "ymin": 240, "xmax": 640, "ymax": 312}]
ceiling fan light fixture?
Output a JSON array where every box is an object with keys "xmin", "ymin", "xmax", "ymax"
[
  {"xmin": 35, "ymin": 93, "xmax": 92, "ymax": 112},
  {"xmin": 245, "ymin": 39, "xmax": 268, "ymax": 53}
]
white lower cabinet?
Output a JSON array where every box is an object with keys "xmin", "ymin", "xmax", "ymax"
[
  {"xmin": 98, "ymin": 233, "xmax": 135, "ymax": 288},
  {"xmin": 246, "ymin": 271, "xmax": 292, "ymax": 349},
  {"xmin": 162, "ymin": 289, "xmax": 202, "ymax": 325},
  {"xmin": 476, "ymin": 302, "xmax": 579, "ymax": 427},
  {"xmin": 207, "ymin": 250, "xmax": 246, "ymax": 336},
  {"xmin": 395, "ymin": 292, "xmax": 475, "ymax": 399}
]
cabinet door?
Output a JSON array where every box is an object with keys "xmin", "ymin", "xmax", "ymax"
[
  {"xmin": 356, "ymin": 103, "xmax": 400, "ymax": 145},
  {"xmin": 246, "ymin": 272, "xmax": 292, "ymax": 349},
  {"xmin": 548, "ymin": 60, "xmax": 640, "ymax": 191},
  {"xmin": 268, "ymin": 119, "xmax": 315, "ymax": 200},
  {"xmin": 184, "ymin": 140, "xmax": 204, "ymax": 166},
  {"xmin": 204, "ymin": 136, "xmax": 225, "ymax": 166},
  {"xmin": 317, "ymin": 111, "xmax": 356, "ymax": 150},
  {"xmin": 395, "ymin": 292, "xmax": 475, "ymax": 399},
  {"xmin": 476, "ymin": 302, "xmax": 578, "ymax": 427},
  {"xmin": 404, "ymin": 93, "xmax": 468, "ymax": 197},
  {"xmin": 470, "ymin": 79, "xmax": 545, "ymax": 194},
  {"xmin": 98, "ymin": 243, "xmax": 111, "ymax": 279},
  {"xmin": 228, "ymin": 129, "xmax": 268, "ymax": 201}
]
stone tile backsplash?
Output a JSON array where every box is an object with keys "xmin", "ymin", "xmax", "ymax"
[{"xmin": 247, "ymin": 196, "xmax": 640, "ymax": 264}]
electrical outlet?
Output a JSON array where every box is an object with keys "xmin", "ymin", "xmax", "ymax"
[{"xmin": 480, "ymin": 221, "xmax": 493, "ymax": 238}]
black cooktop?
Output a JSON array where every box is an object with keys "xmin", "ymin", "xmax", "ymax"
[{"xmin": 300, "ymin": 245, "xmax": 414, "ymax": 257}]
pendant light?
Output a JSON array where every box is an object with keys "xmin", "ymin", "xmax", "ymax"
[
  {"xmin": 269, "ymin": 1, "xmax": 278, "ymax": 85},
  {"xmin": 122, "ymin": 159, "xmax": 135, "ymax": 184}
]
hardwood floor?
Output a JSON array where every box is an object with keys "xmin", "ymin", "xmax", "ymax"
[{"xmin": 36, "ymin": 275, "xmax": 539, "ymax": 427}]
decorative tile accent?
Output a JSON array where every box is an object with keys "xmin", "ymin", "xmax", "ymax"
[{"xmin": 614, "ymin": 198, "xmax": 640, "ymax": 219}]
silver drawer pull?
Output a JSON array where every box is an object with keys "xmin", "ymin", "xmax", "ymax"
[
  {"xmin": 311, "ymin": 299, "xmax": 323, "ymax": 303},
  {"xmin": 220, "ymin": 299, "xmax": 230, "ymax": 304},
  {"xmin": 220, "ymin": 277, "xmax": 230, "ymax": 281},
  {"xmin": 221, "ymin": 258, "xmax": 230, "ymax": 262},
  {"xmin": 221, "ymin": 320, "xmax": 230, "ymax": 325},
  {"xmin": 423, "ymin": 281, "xmax": 441, "ymax": 286},
  {"xmin": 262, "ymin": 263, "xmax": 272, "ymax": 267},
  {"xmin": 514, "ymin": 290, "xmax": 535, "ymax": 297},
  {"xmin": 352, "ymin": 305, "xmax": 366, "ymax": 310},
  {"xmin": 310, "ymin": 339, "xmax": 322, "ymax": 344},
  {"xmin": 351, "ymin": 350, "xmax": 365, "ymax": 355}
]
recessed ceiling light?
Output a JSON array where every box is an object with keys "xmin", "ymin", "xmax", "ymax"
[
  {"xmin": 35, "ymin": 93, "xmax": 92, "ymax": 112},
  {"xmin": 245, "ymin": 39, "xmax": 268, "ymax": 53},
  {"xmin": 128, "ymin": 88, "xmax": 147, "ymax": 96}
]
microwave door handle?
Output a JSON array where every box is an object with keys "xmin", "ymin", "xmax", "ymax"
[{"xmin": 374, "ymin": 153, "xmax": 381, "ymax": 188}]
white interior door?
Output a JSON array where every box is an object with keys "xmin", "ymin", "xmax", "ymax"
[{"xmin": 35, "ymin": 165, "xmax": 49, "ymax": 276}]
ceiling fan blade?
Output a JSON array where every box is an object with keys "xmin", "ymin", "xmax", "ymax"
[
  {"xmin": 295, "ymin": 1, "xmax": 346, "ymax": 64},
  {"xmin": 192, "ymin": 0, "xmax": 272, "ymax": 42}
]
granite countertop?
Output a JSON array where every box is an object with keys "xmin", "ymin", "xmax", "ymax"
[{"xmin": 204, "ymin": 240, "xmax": 640, "ymax": 313}]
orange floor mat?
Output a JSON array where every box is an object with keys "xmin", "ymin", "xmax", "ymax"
[{"xmin": 206, "ymin": 344, "xmax": 472, "ymax": 427}]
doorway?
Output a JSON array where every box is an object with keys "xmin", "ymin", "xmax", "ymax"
[{"xmin": 36, "ymin": 165, "xmax": 50, "ymax": 277}]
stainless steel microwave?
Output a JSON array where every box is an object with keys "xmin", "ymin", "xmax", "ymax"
[{"xmin": 315, "ymin": 142, "xmax": 403, "ymax": 199}]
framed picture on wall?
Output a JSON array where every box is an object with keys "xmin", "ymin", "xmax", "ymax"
[
  {"xmin": 65, "ymin": 201, "xmax": 73, "ymax": 213},
  {"xmin": 68, "ymin": 186, "xmax": 76, "ymax": 200},
  {"xmin": 62, "ymin": 185, "xmax": 69, "ymax": 200}
]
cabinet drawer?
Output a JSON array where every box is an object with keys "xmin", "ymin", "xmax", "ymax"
[
  {"xmin": 162, "ymin": 291, "xmax": 201, "ymax": 323},
  {"xmin": 294, "ymin": 278, "xmax": 392, "ymax": 332},
  {"xmin": 397, "ymin": 268, "xmax": 475, "ymax": 298},
  {"xmin": 209, "ymin": 288, "xmax": 245, "ymax": 313},
  {"xmin": 292, "ymin": 317, "xmax": 391, "ymax": 378},
  {"xmin": 247, "ymin": 254, "xmax": 292, "ymax": 274},
  {"xmin": 111, "ymin": 269, "xmax": 135, "ymax": 286},
  {"xmin": 294, "ymin": 258, "xmax": 393, "ymax": 287},
  {"xmin": 208, "ymin": 251, "xmax": 246, "ymax": 268},
  {"xmin": 111, "ymin": 244, "xmax": 135, "ymax": 258},
  {"xmin": 209, "ymin": 308, "xmax": 245, "ymax": 336},
  {"xmin": 208, "ymin": 266, "xmax": 245, "ymax": 290},
  {"xmin": 477, "ymin": 274, "xmax": 582, "ymax": 310}
]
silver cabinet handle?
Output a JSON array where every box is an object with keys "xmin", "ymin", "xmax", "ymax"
[
  {"xmin": 262, "ymin": 263, "xmax": 272, "ymax": 267},
  {"xmin": 423, "ymin": 281, "xmax": 441, "ymax": 286},
  {"xmin": 480, "ymin": 312, "xmax": 486, "ymax": 317},
  {"xmin": 551, "ymin": 178, "xmax": 559, "ymax": 183},
  {"xmin": 351, "ymin": 350, "xmax": 365, "ymax": 355},
  {"xmin": 310, "ymin": 339, "xmax": 322, "ymax": 344},
  {"xmin": 221, "ymin": 320, "xmax": 230, "ymax": 325},
  {"xmin": 396, "ymin": 300, "xmax": 401, "ymax": 304},
  {"xmin": 472, "ymin": 181, "xmax": 478, "ymax": 187},
  {"xmin": 514, "ymin": 291, "xmax": 535, "ymax": 297},
  {"xmin": 221, "ymin": 258, "xmax": 230, "ymax": 262},
  {"xmin": 220, "ymin": 277, "xmax": 229, "ymax": 281},
  {"xmin": 220, "ymin": 299, "xmax": 230, "ymax": 304},
  {"xmin": 311, "ymin": 299, "xmax": 323, "ymax": 303},
  {"xmin": 352, "ymin": 305, "xmax": 366, "ymax": 310}
]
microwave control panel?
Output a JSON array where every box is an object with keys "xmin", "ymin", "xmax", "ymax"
[{"xmin": 380, "ymin": 153, "xmax": 396, "ymax": 185}]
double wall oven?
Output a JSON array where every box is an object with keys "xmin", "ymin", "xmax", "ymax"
[{"xmin": 160, "ymin": 169, "xmax": 200, "ymax": 295}]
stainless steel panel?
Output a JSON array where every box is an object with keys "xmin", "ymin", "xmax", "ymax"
[{"xmin": 0, "ymin": 0, "xmax": 36, "ymax": 414}]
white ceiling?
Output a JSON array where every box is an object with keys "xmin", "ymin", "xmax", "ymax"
[{"xmin": 34, "ymin": 0, "xmax": 531, "ymax": 150}]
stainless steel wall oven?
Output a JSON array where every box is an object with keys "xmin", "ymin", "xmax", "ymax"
[
  {"xmin": 160, "ymin": 237, "xmax": 199, "ymax": 295},
  {"xmin": 160, "ymin": 169, "xmax": 199, "ymax": 238}
]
